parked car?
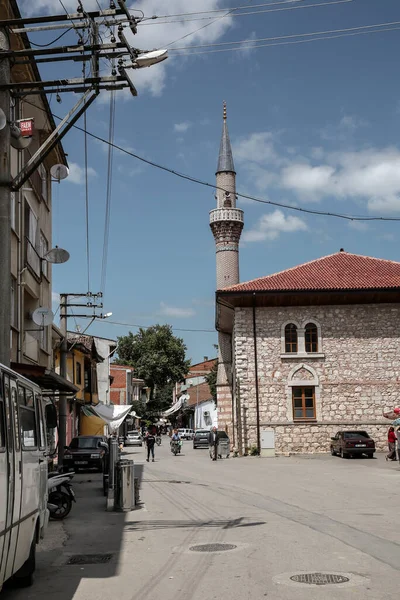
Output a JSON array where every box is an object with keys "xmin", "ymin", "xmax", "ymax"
[
  {"xmin": 330, "ymin": 430, "xmax": 375, "ymax": 459},
  {"xmin": 125, "ymin": 431, "xmax": 143, "ymax": 447},
  {"xmin": 193, "ymin": 429, "xmax": 211, "ymax": 449},
  {"xmin": 64, "ymin": 436, "xmax": 108, "ymax": 471},
  {"xmin": 178, "ymin": 428, "xmax": 194, "ymax": 440}
]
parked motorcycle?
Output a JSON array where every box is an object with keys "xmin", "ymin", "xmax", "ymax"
[{"xmin": 48, "ymin": 471, "xmax": 76, "ymax": 520}]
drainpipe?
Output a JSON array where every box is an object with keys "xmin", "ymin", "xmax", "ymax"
[{"xmin": 252, "ymin": 293, "xmax": 261, "ymax": 455}]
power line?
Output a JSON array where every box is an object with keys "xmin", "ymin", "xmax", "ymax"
[
  {"xmin": 29, "ymin": 27, "xmax": 72, "ymax": 47},
  {"xmin": 100, "ymin": 88, "xmax": 116, "ymax": 295},
  {"xmin": 97, "ymin": 319, "xmax": 216, "ymax": 333},
  {"xmin": 83, "ymin": 91, "xmax": 91, "ymax": 292},
  {"xmin": 142, "ymin": 0, "xmax": 352, "ymax": 28},
  {"xmin": 22, "ymin": 98, "xmax": 400, "ymax": 223},
  {"xmin": 169, "ymin": 18, "xmax": 400, "ymax": 53}
]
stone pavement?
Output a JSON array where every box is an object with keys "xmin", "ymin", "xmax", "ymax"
[{"xmin": 3, "ymin": 441, "xmax": 400, "ymax": 600}]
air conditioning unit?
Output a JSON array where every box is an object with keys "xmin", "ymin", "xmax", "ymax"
[{"xmin": 203, "ymin": 411, "xmax": 210, "ymax": 417}]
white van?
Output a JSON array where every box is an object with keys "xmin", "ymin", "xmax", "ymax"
[
  {"xmin": 0, "ymin": 363, "xmax": 57, "ymax": 590},
  {"xmin": 178, "ymin": 428, "xmax": 194, "ymax": 440}
]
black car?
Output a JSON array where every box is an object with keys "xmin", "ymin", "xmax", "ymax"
[
  {"xmin": 64, "ymin": 435, "xmax": 108, "ymax": 471},
  {"xmin": 330, "ymin": 430, "xmax": 375, "ymax": 459},
  {"xmin": 193, "ymin": 429, "xmax": 211, "ymax": 449}
]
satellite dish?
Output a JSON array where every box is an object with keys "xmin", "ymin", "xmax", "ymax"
[
  {"xmin": 0, "ymin": 108, "xmax": 6, "ymax": 131},
  {"xmin": 50, "ymin": 164, "xmax": 69, "ymax": 181},
  {"xmin": 10, "ymin": 124, "xmax": 32, "ymax": 150},
  {"xmin": 44, "ymin": 246, "xmax": 70, "ymax": 264},
  {"xmin": 136, "ymin": 49, "xmax": 168, "ymax": 68},
  {"xmin": 32, "ymin": 307, "xmax": 54, "ymax": 326}
]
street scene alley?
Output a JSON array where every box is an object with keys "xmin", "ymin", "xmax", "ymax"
[{"xmin": 4, "ymin": 441, "xmax": 400, "ymax": 600}]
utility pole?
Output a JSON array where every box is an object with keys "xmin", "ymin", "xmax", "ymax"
[
  {"xmin": 0, "ymin": 26, "xmax": 11, "ymax": 367},
  {"xmin": 58, "ymin": 294, "xmax": 68, "ymax": 469}
]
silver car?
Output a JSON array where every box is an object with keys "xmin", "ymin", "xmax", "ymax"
[{"xmin": 125, "ymin": 432, "xmax": 143, "ymax": 447}]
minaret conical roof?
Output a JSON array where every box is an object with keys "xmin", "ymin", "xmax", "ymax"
[{"xmin": 216, "ymin": 102, "xmax": 235, "ymax": 174}]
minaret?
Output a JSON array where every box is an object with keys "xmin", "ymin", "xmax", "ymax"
[
  {"xmin": 210, "ymin": 103, "xmax": 244, "ymax": 441},
  {"xmin": 210, "ymin": 102, "xmax": 244, "ymax": 288}
]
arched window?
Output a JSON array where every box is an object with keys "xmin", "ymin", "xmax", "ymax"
[
  {"xmin": 305, "ymin": 322, "xmax": 318, "ymax": 353},
  {"xmin": 285, "ymin": 323, "xmax": 298, "ymax": 353}
]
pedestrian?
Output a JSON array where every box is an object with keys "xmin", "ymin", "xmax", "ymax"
[
  {"xmin": 386, "ymin": 427, "xmax": 397, "ymax": 461},
  {"xmin": 209, "ymin": 426, "xmax": 218, "ymax": 461},
  {"xmin": 396, "ymin": 427, "xmax": 400, "ymax": 462},
  {"xmin": 145, "ymin": 429, "xmax": 156, "ymax": 462}
]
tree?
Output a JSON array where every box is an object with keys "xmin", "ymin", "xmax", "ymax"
[
  {"xmin": 116, "ymin": 325, "xmax": 190, "ymax": 401},
  {"xmin": 205, "ymin": 359, "xmax": 218, "ymax": 405}
]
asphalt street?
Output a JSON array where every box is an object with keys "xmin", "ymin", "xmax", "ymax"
[{"xmin": 4, "ymin": 440, "xmax": 400, "ymax": 600}]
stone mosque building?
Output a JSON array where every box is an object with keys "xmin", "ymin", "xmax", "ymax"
[{"xmin": 210, "ymin": 104, "xmax": 400, "ymax": 455}]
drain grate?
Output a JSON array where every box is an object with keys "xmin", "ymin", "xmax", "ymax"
[
  {"xmin": 290, "ymin": 573, "xmax": 350, "ymax": 586},
  {"xmin": 189, "ymin": 543, "xmax": 237, "ymax": 553},
  {"xmin": 67, "ymin": 554, "xmax": 113, "ymax": 565}
]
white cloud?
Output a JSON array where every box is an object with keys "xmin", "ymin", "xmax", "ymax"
[
  {"xmin": 320, "ymin": 114, "xmax": 368, "ymax": 141},
  {"xmin": 174, "ymin": 122, "xmax": 191, "ymax": 133},
  {"xmin": 347, "ymin": 221, "xmax": 370, "ymax": 232},
  {"xmin": 242, "ymin": 209, "xmax": 308, "ymax": 242},
  {"xmin": 67, "ymin": 162, "xmax": 97, "ymax": 185},
  {"xmin": 158, "ymin": 302, "xmax": 196, "ymax": 318},
  {"xmin": 20, "ymin": 1, "xmax": 234, "ymax": 96},
  {"xmin": 281, "ymin": 164, "xmax": 335, "ymax": 200},
  {"xmin": 234, "ymin": 132, "xmax": 278, "ymax": 165}
]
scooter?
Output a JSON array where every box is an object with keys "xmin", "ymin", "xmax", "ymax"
[
  {"xmin": 48, "ymin": 471, "xmax": 76, "ymax": 520},
  {"xmin": 170, "ymin": 440, "xmax": 182, "ymax": 456}
]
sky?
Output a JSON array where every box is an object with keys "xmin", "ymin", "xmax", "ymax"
[{"xmin": 18, "ymin": 0, "xmax": 400, "ymax": 363}]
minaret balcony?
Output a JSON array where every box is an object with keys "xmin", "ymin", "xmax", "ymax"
[{"xmin": 209, "ymin": 207, "xmax": 244, "ymax": 225}]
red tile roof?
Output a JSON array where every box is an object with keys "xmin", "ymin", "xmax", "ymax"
[{"xmin": 222, "ymin": 251, "xmax": 400, "ymax": 293}]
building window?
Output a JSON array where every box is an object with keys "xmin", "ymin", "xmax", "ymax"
[
  {"xmin": 305, "ymin": 322, "xmax": 318, "ymax": 353},
  {"xmin": 76, "ymin": 362, "xmax": 82, "ymax": 385},
  {"xmin": 39, "ymin": 232, "xmax": 49, "ymax": 278},
  {"xmin": 24, "ymin": 200, "xmax": 40, "ymax": 277},
  {"xmin": 11, "ymin": 277, "xmax": 17, "ymax": 328},
  {"xmin": 292, "ymin": 386, "xmax": 316, "ymax": 420},
  {"xmin": 285, "ymin": 323, "xmax": 298, "ymax": 353},
  {"xmin": 38, "ymin": 163, "xmax": 48, "ymax": 203}
]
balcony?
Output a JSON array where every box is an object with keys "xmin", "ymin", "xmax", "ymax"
[{"xmin": 209, "ymin": 208, "xmax": 244, "ymax": 224}]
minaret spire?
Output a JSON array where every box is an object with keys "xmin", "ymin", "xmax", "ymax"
[
  {"xmin": 217, "ymin": 101, "xmax": 235, "ymax": 174},
  {"xmin": 210, "ymin": 102, "xmax": 244, "ymax": 289}
]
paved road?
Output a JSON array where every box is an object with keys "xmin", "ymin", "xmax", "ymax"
[{"xmin": 4, "ymin": 440, "xmax": 400, "ymax": 600}]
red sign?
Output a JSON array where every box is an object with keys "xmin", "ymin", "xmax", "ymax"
[{"xmin": 18, "ymin": 118, "xmax": 34, "ymax": 138}]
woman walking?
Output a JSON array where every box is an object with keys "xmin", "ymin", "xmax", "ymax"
[{"xmin": 386, "ymin": 427, "xmax": 397, "ymax": 461}]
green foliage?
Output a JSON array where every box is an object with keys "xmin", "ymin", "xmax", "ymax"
[
  {"xmin": 249, "ymin": 445, "xmax": 260, "ymax": 456},
  {"xmin": 116, "ymin": 325, "xmax": 190, "ymax": 400},
  {"xmin": 205, "ymin": 359, "xmax": 218, "ymax": 405}
]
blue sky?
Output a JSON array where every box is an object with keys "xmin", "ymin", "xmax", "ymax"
[{"xmin": 19, "ymin": 0, "xmax": 400, "ymax": 362}]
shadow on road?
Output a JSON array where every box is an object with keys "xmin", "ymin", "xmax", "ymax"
[{"xmin": 125, "ymin": 518, "xmax": 266, "ymax": 531}]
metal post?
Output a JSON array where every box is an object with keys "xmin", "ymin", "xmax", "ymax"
[
  {"xmin": 58, "ymin": 293, "xmax": 68, "ymax": 469},
  {"xmin": 196, "ymin": 383, "xmax": 199, "ymax": 429},
  {"xmin": 252, "ymin": 293, "xmax": 261, "ymax": 455},
  {"xmin": 0, "ymin": 27, "xmax": 11, "ymax": 367},
  {"xmin": 107, "ymin": 435, "xmax": 118, "ymax": 511}
]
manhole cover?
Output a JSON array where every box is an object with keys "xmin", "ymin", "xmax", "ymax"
[
  {"xmin": 189, "ymin": 543, "xmax": 237, "ymax": 553},
  {"xmin": 290, "ymin": 573, "xmax": 350, "ymax": 586},
  {"xmin": 67, "ymin": 554, "xmax": 113, "ymax": 565}
]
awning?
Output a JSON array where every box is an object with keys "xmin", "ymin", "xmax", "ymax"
[
  {"xmin": 81, "ymin": 402, "xmax": 134, "ymax": 433},
  {"xmin": 164, "ymin": 398, "xmax": 183, "ymax": 417},
  {"xmin": 10, "ymin": 362, "xmax": 79, "ymax": 395}
]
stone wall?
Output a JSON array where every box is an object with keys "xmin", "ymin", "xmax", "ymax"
[{"xmin": 234, "ymin": 303, "xmax": 400, "ymax": 454}]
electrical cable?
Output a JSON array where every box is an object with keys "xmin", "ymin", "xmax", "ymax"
[
  {"xmin": 29, "ymin": 27, "xmax": 73, "ymax": 47},
  {"xmin": 100, "ymin": 88, "xmax": 116, "ymax": 296},
  {"xmin": 141, "ymin": 0, "xmax": 352, "ymax": 28},
  {"xmin": 169, "ymin": 18, "xmax": 400, "ymax": 53},
  {"xmin": 82, "ymin": 61, "xmax": 91, "ymax": 293},
  {"xmin": 164, "ymin": 0, "xmax": 255, "ymax": 48},
  {"xmin": 21, "ymin": 98, "xmax": 400, "ymax": 223},
  {"xmin": 97, "ymin": 319, "xmax": 216, "ymax": 333}
]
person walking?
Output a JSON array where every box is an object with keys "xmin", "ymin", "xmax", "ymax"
[
  {"xmin": 386, "ymin": 427, "xmax": 397, "ymax": 461},
  {"xmin": 396, "ymin": 427, "xmax": 400, "ymax": 462},
  {"xmin": 145, "ymin": 429, "xmax": 156, "ymax": 462},
  {"xmin": 209, "ymin": 426, "xmax": 218, "ymax": 461}
]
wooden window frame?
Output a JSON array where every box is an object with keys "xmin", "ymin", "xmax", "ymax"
[
  {"xmin": 305, "ymin": 322, "xmax": 318, "ymax": 353},
  {"xmin": 292, "ymin": 386, "xmax": 316, "ymax": 421},
  {"xmin": 285, "ymin": 323, "xmax": 298, "ymax": 353}
]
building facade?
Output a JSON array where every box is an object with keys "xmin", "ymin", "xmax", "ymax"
[
  {"xmin": 216, "ymin": 251, "xmax": 400, "ymax": 454},
  {"xmin": 110, "ymin": 364, "xmax": 146, "ymax": 406}
]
